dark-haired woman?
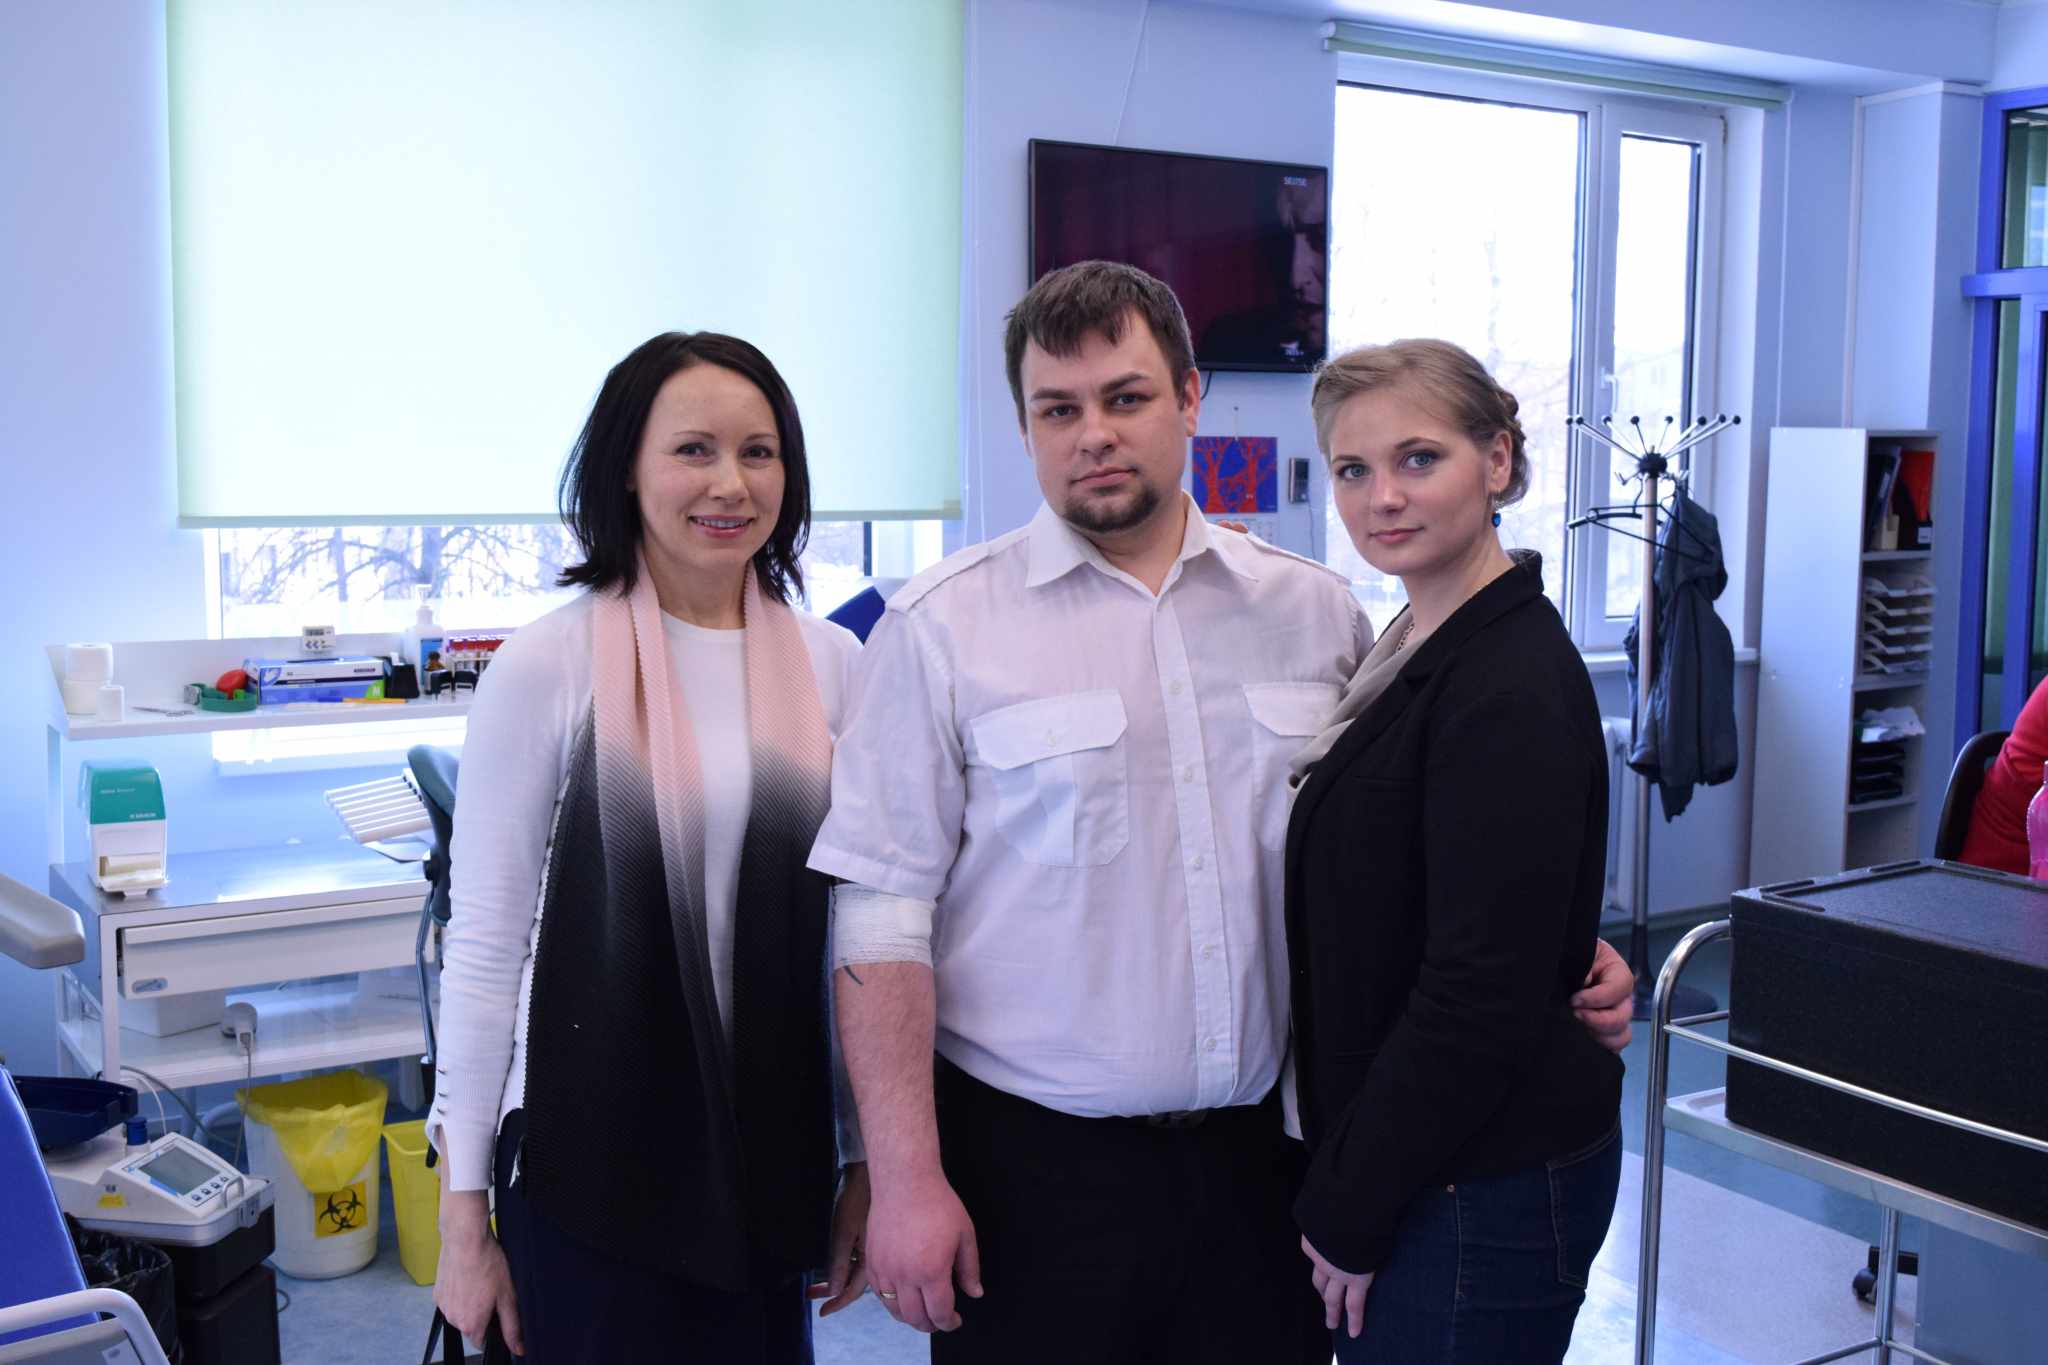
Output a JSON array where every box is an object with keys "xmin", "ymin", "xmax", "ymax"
[{"xmin": 426, "ymin": 332, "xmax": 868, "ymax": 1362}]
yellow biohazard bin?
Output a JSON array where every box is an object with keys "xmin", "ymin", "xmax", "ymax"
[
  {"xmin": 382, "ymin": 1118, "xmax": 440, "ymax": 1285},
  {"xmin": 238, "ymin": 1070, "xmax": 388, "ymax": 1279}
]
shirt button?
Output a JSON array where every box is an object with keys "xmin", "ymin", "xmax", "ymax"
[
  {"xmin": 1182, "ymin": 765, "xmax": 1195, "ymax": 782},
  {"xmin": 1169, "ymin": 680, "xmax": 1184, "ymax": 696},
  {"xmin": 1203, "ymin": 1038, "xmax": 1218, "ymax": 1052},
  {"xmin": 1191, "ymin": 854, "xmax": 1204, "ymax": 871},
  {"xmin": 1201, "ymin": 944, "xmax": 1216, "ymax": 959}
]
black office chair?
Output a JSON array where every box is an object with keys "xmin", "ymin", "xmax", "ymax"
[
  {"xmin": 1848, "ymin": 726, "xmax": 2010, "ymax": 1304},
  {"xmin": 1932, "ymin": 728, "xmax": 2011, "ymax": 861},
  {"xmin": 406, "ymin": 745, "xmax": 459, "ymax": 1109}
]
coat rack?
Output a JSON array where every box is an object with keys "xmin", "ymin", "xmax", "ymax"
[{"xmin": 1567, "ymin": 412, "xmax": 1740, "ymax": 1019}]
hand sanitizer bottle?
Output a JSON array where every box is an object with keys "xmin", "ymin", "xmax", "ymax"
[
  {"xmin": 2027, "ymin": 768, "xmax": 2048, "ymax": 881},
  {"xmin": 403, "ymin": 594, "xmax": 445, "ymax": 674}
]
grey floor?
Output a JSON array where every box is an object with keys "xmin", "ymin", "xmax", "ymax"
[{"xmin": 273, "ymin": 925, "xmax": 1924, "ymax": 1362}]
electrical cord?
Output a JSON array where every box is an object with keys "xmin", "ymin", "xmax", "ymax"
[
  {"xmin": 231, "ymin": 1036, "xmax": 254, "ymax": 1172},
  {"xmin": 115, "ymin": 1065, "xmax": 208, "ymax": 1138},
  {"xmin": 120, "ymin": 1065, "xmax": 171, "ymax": 1141}
]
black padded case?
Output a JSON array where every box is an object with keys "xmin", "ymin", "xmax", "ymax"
[{"xmin": 1725, "ymin": 860, "xmax": 2048, "ymax": 1229}]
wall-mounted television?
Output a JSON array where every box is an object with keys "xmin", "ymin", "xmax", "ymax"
[{"xmin": 1028, "ymin": 139, "xmax": 1329, "ymax": 373}]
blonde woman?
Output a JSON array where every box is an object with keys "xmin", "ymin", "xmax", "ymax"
[{"xmin": 1284, "ymin": 340, "xmax": 1622, "ymax": 1363}]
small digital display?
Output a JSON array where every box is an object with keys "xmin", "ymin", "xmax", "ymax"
[{"xmin": 139, "ymin": 1145, "xmax": 218, "ymax": 1196}]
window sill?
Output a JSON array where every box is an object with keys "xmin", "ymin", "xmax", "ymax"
[{"xmin": 212, "ymin": 714, "xmax": 467, "ymax": 777}]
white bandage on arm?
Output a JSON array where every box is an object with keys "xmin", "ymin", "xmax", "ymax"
[{"xmin": 831, "ymin": 881, "xmax": 937, "ymax": 968}]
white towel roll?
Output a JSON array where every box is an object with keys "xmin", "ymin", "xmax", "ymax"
[
  {"xmin": 65, "ymin": 643, "xmax": 114, "ymax": 681},
  {"xmin": 61, "ymin": 678, "xmax": 102, "ymax": 716}
]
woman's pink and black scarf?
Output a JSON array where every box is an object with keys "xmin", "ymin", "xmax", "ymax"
[{"xmin": 519, "ymin": 557, "xmax": 838, "ymax": 1290}]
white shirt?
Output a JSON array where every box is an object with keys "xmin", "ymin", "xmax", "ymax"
[
  {"xmin": 810, "ymin": 498, "xmax": 1370, "ymax": 1118},
  {"xmin": 425, "ymin": 593, "xmax": 862, "ymax": 1192},
  {"xmin": 668, "ymin": 616, "xmax": 751, "ymax": 1032}
]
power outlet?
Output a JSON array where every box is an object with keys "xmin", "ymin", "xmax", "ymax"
[{"xmin": 1211, "ymin": 515, "xmax": 1279, "ymax": 543}]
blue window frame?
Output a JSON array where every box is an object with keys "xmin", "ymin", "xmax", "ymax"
[{"xmin": 1961, "ymin": 85, "xmax": 2048, "ymax": 742}]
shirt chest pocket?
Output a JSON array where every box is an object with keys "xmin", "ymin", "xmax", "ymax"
[
  {"xmin": 967, "ymin": 690, "xmax": 1130, "ymax": 868},
  {"xmin": 1245, "ymin": 681, "xmax": 1341, "ymax": 850}
]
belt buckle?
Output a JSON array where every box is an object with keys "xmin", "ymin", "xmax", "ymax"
[{"xmin": 1145, "ymin": 1109, "xmax": 1207, "ymax": 1130}]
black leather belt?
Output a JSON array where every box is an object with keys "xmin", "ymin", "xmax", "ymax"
[{"xmin": 1139, "ymin": 1109, "xmax": 1211, "ymax": 1130}]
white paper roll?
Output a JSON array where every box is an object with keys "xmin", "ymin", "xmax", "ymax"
[
  {"xmin": 64, "ymin": 643, "xmax": 114, "ymax": 681},
  {"xmin": 61, "ymin": 678, "xmax": 102, "ymax": 716},
  {"xmin": 95, "ymin": 683, "xmax": 125, "ymax": 723}
]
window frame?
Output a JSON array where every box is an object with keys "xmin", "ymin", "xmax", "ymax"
[{"xmin": 1331, "ymin": 55, "xmax": 1726, "ymax": 650}]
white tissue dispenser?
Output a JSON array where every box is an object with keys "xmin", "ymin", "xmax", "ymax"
[{"xmin": 79, "ymin": 759, "xmax": 169, "ymax": 897}]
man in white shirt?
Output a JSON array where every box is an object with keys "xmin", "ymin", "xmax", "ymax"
[{"xmin": 811, "ymin": 262, "xmax": 1632, "ymax": 1363}]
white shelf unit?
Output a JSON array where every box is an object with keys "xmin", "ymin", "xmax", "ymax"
[
  {"xmin": 43, "ymin": 631, "xmax": 470, "ymax": 863},
  {"xmin": 47, "ymin": 845, "xmax": 433, "ymax": 1093},
  {"xmin": 1751, "ymin": 428, "xmax": 1940, "ymax": 885},
  {"xmin": 40, "ymin": 631, "xmax": 461, "ymax": 1098}
]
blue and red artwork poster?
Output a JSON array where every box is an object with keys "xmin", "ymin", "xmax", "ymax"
[{"xmin": 1192, "ymin": 435, "xmax": 1278, "ymax": 514}]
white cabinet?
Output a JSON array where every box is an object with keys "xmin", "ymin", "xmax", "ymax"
[
  {"xmin": 1750, "ymin": 428, "xmax": 1939, "ymax": 886},
  {"xmin": 40, "ymin": 630, "xmax": 456, "ymax": 1094}
]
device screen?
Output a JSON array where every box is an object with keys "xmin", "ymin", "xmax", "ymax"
[{"xmin": 139, "ymin": 1145, "xmax": 219, "ymax": 1196}]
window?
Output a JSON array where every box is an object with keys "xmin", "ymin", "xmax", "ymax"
[
  {"xmin": 205, "ymin": 520, "xmax": 942, "ymax": 637},
  {"xmin": 1325, "ymin": 68, "xmax": 1722, "ymax": 647},
  {"xmin": 207, "ymin": 518, "xmax": 945, "ymax": 767},
  {"xmin": 167, "ymin": 2, "xmax": 964, "ymax": 530}
]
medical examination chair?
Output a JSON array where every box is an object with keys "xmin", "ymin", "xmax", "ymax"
[{"xmin": 0, "ymin": 873, "xmax": 174, "ymax": 1365}]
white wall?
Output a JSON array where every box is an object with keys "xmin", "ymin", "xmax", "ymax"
[
  {"xmin": 0, "ymin": 1, "xmax": 413, "ymax": 1073},
  {"xmin": 1846, "ymin": 85, "xmax": 1983, "ymax": 848},
  {"xmin": 1303, "ymin": 0, "xmax": 1995, "ymax": 86},
  {"xmin": 959, "ymin": 0, "xmax": 1338, "ymax": 553},
  {"xmin": 1992, "ymin": 2, "xmax": 2048, "ymax": 93},
  {"xmin": 0, "ymin": 2, "xmax": 192, "ymax": 1071}
]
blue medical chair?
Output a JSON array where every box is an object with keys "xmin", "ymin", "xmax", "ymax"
[{"xmin": 0, "ymin": 875, "xmax": 173, "ymax": 1365}]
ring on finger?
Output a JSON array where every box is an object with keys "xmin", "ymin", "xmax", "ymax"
[{"xmin": 876, "ymin": 1289, "xmax": 898, "ymax": 1300}]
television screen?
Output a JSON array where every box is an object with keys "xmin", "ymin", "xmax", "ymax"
[{"xmin": 1028, "ymin": 139, "xmax": 1329, "ymax": 372}]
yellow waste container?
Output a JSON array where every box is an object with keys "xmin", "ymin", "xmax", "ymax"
[{"xmin": 382, "ymin": 1118, "xmax": 440, "ymax": 1286}]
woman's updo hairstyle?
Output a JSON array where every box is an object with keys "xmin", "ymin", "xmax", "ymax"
[{"xmin": 1309, "ymin": 338, "xmax": 1530, "ymax": 510}]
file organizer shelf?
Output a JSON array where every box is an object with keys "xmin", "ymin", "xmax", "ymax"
[{"xmin": 1750, "ymin": 428, "xmax": 1941, "ymax": 884}]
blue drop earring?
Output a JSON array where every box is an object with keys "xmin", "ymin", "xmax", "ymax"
[{"xmin": 1491, "ymin": 510, "xmax": 1502, "ymax": 527}]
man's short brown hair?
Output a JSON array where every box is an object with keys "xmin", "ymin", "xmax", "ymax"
[{"xmin": 1004, "ymin": 261, "xmax": 1197, "ymax": 424}]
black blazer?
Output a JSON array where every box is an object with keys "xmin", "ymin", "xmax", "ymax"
[{"xmin": 1285, "ymin": 557, "xmax": 1622, "ymax": 1274}]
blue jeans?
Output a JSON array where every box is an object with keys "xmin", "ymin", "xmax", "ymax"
[{"xmin": 1333, "ymin": 1122, "xmax": 1622, "ymax": 1365}]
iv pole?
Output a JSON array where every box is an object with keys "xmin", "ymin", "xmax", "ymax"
[{"xmin": 1568, "ymin": 412, "xmax": 1739, "ymax": 1019}]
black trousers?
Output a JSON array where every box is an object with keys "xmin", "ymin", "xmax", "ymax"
[
  {"xmin": 931, "ymin": 1061, "xmax": 1328, "ymax": 1365},
  {"xmin": 485, "ymin": 1110, "xmax": 812, "ymax": 1365}
]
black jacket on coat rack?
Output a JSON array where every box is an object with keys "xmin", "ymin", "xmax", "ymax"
[{"xmin": 1623, "ymin": 488, "xmax": 1739, "ymax": 820}]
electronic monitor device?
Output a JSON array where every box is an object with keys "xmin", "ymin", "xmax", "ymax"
[
  {"xmin": 1028, "ymin": 139, "xmax": 1330, "ymax": 372},
  {"xmin": 46, "ymin": 1130, "xmax": 271, "ymax": 1244}
]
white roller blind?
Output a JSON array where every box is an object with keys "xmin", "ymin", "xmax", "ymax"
[{"xmin": 170, "ymin": 1, "xmax": 963, "ymax": 526}]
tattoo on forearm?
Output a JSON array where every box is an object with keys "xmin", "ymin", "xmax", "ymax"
[{"xmin": 840, "ymin": 965, "xmax": 864, "ymax": 986}]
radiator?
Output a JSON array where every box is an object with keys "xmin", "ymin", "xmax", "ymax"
[{"xmin": 1601, "ymin": 716, "xmax": 1639, "ymax": 926}]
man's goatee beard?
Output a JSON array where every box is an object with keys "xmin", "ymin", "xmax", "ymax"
[{"xmin": 1063, "ymin": 483, "xmax": 1160, "ymax": 536}]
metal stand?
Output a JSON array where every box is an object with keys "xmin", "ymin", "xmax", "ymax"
[
  {"xmin": 1568, "ymin": 414, "xmax": 1738, "ymax": 1020},
  {"xmin": 1635, "ymin": 919, "xmax": 2048, "ymax": 1365}
]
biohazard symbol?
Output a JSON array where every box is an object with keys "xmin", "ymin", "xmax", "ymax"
[{"xmin": 314, "ymin": 1181, "xmax": 367, "ymax": 1238}]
